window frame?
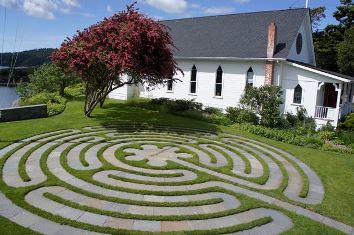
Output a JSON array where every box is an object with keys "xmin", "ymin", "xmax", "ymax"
[
  {"xmin": 293, "ymin": 84, "xmax": 303, "ymax": 104},
  {"xmin": 166, "ymin": 77, "xmax": 174, "ymax": 93},
  {"xmin": 189, "ymin": 65, "xmax": 198, "ymax": 95},
  {"xmin": 214, "ymin": 66, "xmax": 223, "ymax": 98},
  {"xmin": 246, "ymin": 67, "xmax": 254, "ymax": 87}
]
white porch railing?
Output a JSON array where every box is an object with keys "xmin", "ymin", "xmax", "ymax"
[{"xmin": 315, "ymin": 106, "xmax": 337, "ymax": 120}]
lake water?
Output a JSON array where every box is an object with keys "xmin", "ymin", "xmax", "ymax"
[{"xmin": 0, "ymin": 86, "xmax": 19, "ymax": 108}]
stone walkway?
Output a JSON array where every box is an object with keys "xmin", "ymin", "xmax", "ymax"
[{"xmin": 0, "ymin": 125, "xmax": 353, "ymax": 235}]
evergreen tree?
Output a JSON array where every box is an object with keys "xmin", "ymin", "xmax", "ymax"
[
  {"xmin": 338, "ymin": 27, "xmax": 354, "ymax": 76},
  {"xmin": 333, "ymin": 0, "xmax": 354, "ymax": 30},
  {"xmin": 313, "ymin": 0, "xmax": 354, "ymax": 74},
  {"xmin": 310, "ymin": 6, "xmax": 326, "ymax": 31}
]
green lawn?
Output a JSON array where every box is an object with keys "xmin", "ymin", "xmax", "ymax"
[{"xmin": 0, "ymin": 98, "xmax": 353, "ymax": 234}]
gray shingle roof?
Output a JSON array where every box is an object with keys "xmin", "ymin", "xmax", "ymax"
[{"xmin": 161, "ymin": 8, "xmax": 309, "ymax": 58}]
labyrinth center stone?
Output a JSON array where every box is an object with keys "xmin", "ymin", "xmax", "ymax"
[
  {"xmin": 124, "ymin": 145, "xmax": 193, "ymax": 167},
  {"xmin": 0, "ymin": 126, "xmax": 340, "ymax": 235}
]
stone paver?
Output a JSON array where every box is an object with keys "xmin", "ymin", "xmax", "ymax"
[{"xmin": 125, "ymin": 144, "xmax": 193, "ymax": 167}]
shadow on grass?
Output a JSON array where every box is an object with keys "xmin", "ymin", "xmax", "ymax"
[{"xmin": 92, "ymin": 102, "xmax": 221, "ymax": 132}]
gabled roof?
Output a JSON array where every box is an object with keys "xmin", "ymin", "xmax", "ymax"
[
  {"xmin": 287, "ymin": 60, "xmax": 354, "ymax": 82},
  {"xmin": 162, "ymin": 8, "xmax": 309, "ymax": 59}
]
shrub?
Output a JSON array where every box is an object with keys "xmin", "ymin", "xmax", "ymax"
[
  {"xmin": 64, "ymin": 83, "xmax": 85, "ymax": 98},
  {"xmin": 337, "ymin": 130, "xmax": 354, "ymax": 145},
  {"xmin": 165, "ymin": 99, "xmax": 203, "ymax": 112},
  {"xmin": 296, "ymin": 106, "xmax": 307, "ymax": 122},
  {"xmin": 304, "ymin": 137, "xmax": 324, "ymax": 149},
  {"xmin": 17, "ymin": 63, "xmax": 80, "ymax": 98},
  {"xmin": 322, "ymin": 143, "xmax": 354, "ymax": 154},
  {"xmin": 236, "ymin": 123, "xmax": 324, "ymax": 149},
  {"xmin": 319, "ymin": 131, "xmax": 336, "ymax": 141},
  {"xmin": 332, "ymin": 139, "xmax": 345, "ymax": 146},
  {"xmin": 237, "ymin": 109, "xmax": 259, "ymax": 124},
  {"xmin": 204, "ymin": 107, "xmax": 223, "ymax": 115},
  {"xmin": 240, "ymin": 85, "xmax": 283, "ymax": 127},
  {"xmin": 319, "ymin": 121, "xmax": 335, "ymax": 132},
  {"xmin": 151, "ymin": 98, "xmax": 203, "ymax": 113},
  {"xmin": 208, "ymin": 114, "xmax": 231, "ymax": 125},
  {"xmin": 150, "ymin": 98, "xmax": 170, "ymax": 106},
  {"xmin": 16, "ymin": 82, "xmax": 31, "ymax": 98},
  {"xmin": 285, "ymin": 107, "xmax": 316, "ymax": 133},
  {"xmin": 226, "ymin": 107, "xmax": 241, "ymax": 123},
  {"xmin": 226, "ymin": 107, "xmax": 259, "ymax": 125},
  {"xmin": 285, "ymin": 112, "xmax": 297, "ymax": 127},
  {"xmin": 20, "ymin": 92, "xmax": 67, "ymax": 116},
  {"xmin": 339, "ymin": 113, "xmax": 354, "ymax": 131}
]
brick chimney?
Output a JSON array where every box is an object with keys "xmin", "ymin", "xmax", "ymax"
[{"xmin": 265, "ymin": 22, "xmax": 277, "ymax": 85}]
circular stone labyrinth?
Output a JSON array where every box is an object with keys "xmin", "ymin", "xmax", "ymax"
[{"xmin": 0, "ymin": 125, "xmax": 327, "ymax": 235}]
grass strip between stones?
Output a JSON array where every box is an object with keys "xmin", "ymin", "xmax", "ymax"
[
  {"xmin": 246, "ymin": 139, "xmax": 310, "ymax": 198},
  {"xmin": 18, "ymin": 132, "xmax": 97, "ymax": 182},
  {"xmin": 23, "ymin": 132, "xmax": 276, "ymax": 234},
  {"xmin": 183, "ymin": 142, "xmax": 270, "ymax": 186},
  {"xmin": 227, "ymin": 137, "xmax": 310, "ymax": 199}
]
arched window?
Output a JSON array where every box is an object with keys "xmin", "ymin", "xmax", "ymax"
[
  {"xmin": 246, "ymin": 67, "xmax": 254, "ymax": 86},
  {"xmin": 167, "ymin": 77, "xmax": 173, "ymax": 92},
  {"xmin": 293, "ymin": 84, "xmax": 302, "ymax": 104},
  {"xmin": 190, "ymin": 65, "xmax": 197, "ymax": 94},
  {"xmin": 215, "ymin": 66, "xmax": 223, "ymax": 97}
]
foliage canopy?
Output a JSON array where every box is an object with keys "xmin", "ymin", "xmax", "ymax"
[
  {"xmin": 240, "ymin": 85, "xmax": 283, "ymax": 128},
  {"xmin": 17, "ymin": 63, "xmax": 78, "ymax": 98},
  {"xmin": 313, "ymin": 0, "xmax": 354, "ymax": 73},
  {"xmin": 338, "ymin": 26, "xmax": 354, "ymax": 76},
  {"xmin": 51, "ymin": 4, "xmax": 179, "ymax": 116}
]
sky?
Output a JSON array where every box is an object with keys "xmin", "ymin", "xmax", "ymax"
[{"xmin": 0, "ymin": 0, "xmax": 342, "ymax": 52}]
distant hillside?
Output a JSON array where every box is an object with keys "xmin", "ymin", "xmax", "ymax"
[{"xmin": 0, "ymin": 48, "xmax": 55, "ymax": 67}]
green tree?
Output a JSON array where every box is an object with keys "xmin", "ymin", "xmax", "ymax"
[
  {"xmin": 310, "ymin": 6, "xmax": 326, "ymax": 31},
  {"xmin": 333, "ymin": 0, "xmax": 354, "ymax": 30},
  {"xmin": 338, "ymin": 27, "xmax": 354, "ymax": 76},
  {"xmin": 313, "ymin": 1, "xmax": 354, "ymax": 72},
  {"xmin": 313, "ymin": 29, "xmax": 342, "ymax": 72},
  {"xmin": 0, "ymin": 48, "xmax": 54, "ymax": 67},
  {"xmin": 240, "ymin": 85, "xmax": 283, "ymax": 128},
  {"xmin": 17, "ymin": 63, "xmax": 78, "ymax": 97}
]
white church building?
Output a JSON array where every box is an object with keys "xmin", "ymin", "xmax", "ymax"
[{"xmin": 109, "ymin": 8, "xmax": 354, "ymax": 127}]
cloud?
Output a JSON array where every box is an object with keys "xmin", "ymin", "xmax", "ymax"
[
  {"xmin": 67, "ymin": 11, "xmax": 94, "ymax": 18},
  {"xmin": 190, "ymin": 3, "xmax": 200, "ymax": 9},
  {"xmin": 0, "ymin": 0, "xmax": 81, "ymax": 19},
  {"xmin": 142, "ymin": 0, "xmax": 187, "ymax": 14},
  {"xmin": 152, "ymin": 15, "xmax": 164, "ymax": 20},
  {"xmin": 232, "ymin": 0, "xmax": 250, "ymax": 3},
  {"xmin": 23, "ymin": 0, "xmax": 58, "ymax": 20},
  {"xmin": 62, "ymin": 0, "xmax": 78, "ymax": 7},
  {"xmin": 106, "ymin": 4, "xmax": 112, "ymax": 13},
  {"xmin": 0, "ymin": 0, "xmax": 20, "ymax": 8},
  {"xmin": 203, "ymin": 7, "xmax": 235, "ymax": 15}
]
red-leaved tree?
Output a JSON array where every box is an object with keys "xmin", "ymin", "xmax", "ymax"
[{"xmin": 51, "ymin": 3, "xmax": 179, "ymax": 117}]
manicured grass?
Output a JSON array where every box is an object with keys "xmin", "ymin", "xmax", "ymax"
[
  {"xmin": 0, "ymin": 98, "xmax": 353, "ymax": 234},
  {"xmin": 221, "ymin": 126, "xmax": 354, "ymax": 226}
]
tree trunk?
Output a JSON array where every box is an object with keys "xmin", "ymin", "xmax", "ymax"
[
  {"xmin": 83, "ymin": 80, "xmax": 129, "ymax": 117},
  {"xmin": 99, "ymin": 96, "xmax": 106, "ymax": 108},
  {"xmin": 59, "ymin": 81, "xmax": 65, "ymax": 97},
  {"xmin": 84, "ymin": 85, "xmax": 111, "ymax": 117}
]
